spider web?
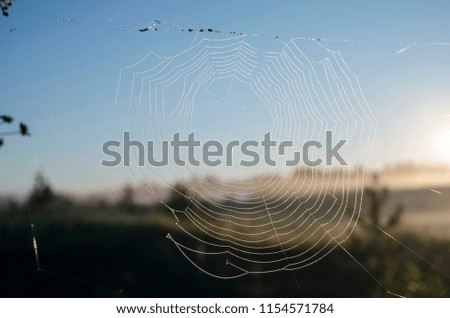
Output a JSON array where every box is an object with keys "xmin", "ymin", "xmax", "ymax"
[
  {"xmin": 10, "ymin": 10, "xmax": 449, "ymax": 296},
  {"xmin": 113, "ymin": 32, "xmax": 376, "ymax": 279}
]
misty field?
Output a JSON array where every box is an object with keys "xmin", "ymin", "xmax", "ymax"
[{"xmin": 1, "ymin": 169, "xmax": 450, "ymax": 297}]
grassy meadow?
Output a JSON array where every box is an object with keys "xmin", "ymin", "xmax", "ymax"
[{"xmin": 1, "ymin": 167, "xmax": 450, "ymax": 297}]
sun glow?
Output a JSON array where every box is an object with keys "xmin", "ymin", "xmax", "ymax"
[{"xmin": 435, "ymin": 128, "xmax": 450, "ymax": 162}]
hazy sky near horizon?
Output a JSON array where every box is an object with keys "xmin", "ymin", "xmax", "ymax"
[{"xmin": 1, "ymin": 0, "xmax": 450, "ymax": 195}]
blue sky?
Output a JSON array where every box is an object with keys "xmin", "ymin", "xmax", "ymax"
[{"xmin": 1, "ymin": 0, "xmax": 450, "ymax": 195}]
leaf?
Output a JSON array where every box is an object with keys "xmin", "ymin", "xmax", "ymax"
[
  {"xmin": 1, "ymin": 115, "xmax": 13, "ymax": 123},
  {"xmin": 19, "ymin": 122, "xmax": 30, "ymax": 136}
]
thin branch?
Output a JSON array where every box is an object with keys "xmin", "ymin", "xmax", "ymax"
[{"xmin": 0, "ymin": 131, "xmax": 20, "ymax": 137}]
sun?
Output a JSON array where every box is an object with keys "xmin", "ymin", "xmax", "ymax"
[{"xmin": 435, "ymin": 128, "xmax": 450, "ymax": 162}]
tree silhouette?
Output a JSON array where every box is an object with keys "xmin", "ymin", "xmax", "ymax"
[
  {"xmin": 166, "ymin": 184, "xmax": 192, "ymax": 212},
  {"xmin": 362, "ymin": 173, "xmax": 404, "ymax": 236},
  {"xmin": 27, "ymin": 172, "xmax": 54, "ymax": 209},
  {"xmin": 118, "ymin": 184, "xmax": 135, "ymax": 213}
]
